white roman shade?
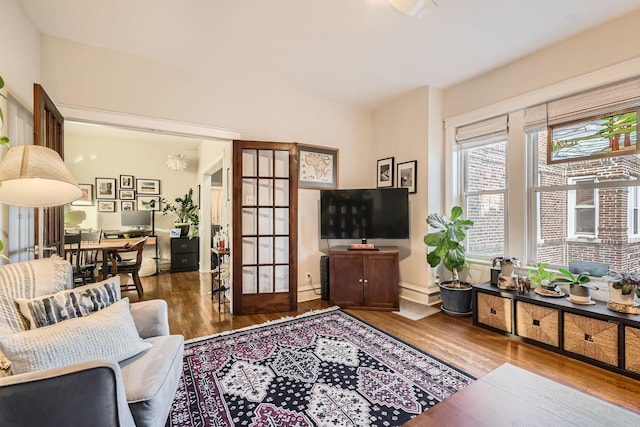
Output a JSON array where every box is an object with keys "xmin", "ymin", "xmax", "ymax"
[{"xmin": 456, "ymin": 115, "xmax": 508, "ymax": 147}]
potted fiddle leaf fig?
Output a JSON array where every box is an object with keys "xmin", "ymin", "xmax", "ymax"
[
  {"xmin": 424, "ymin": 206, "xmax": 475, "ymax": 316},
  {"xmin": 554, "ymin": 268, "xmax": 598, "ymax": 304}
]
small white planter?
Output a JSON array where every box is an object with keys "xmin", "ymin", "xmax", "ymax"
[{"xmin": 608, "ymin": 283, "xmax": 636, "ymax": 305}]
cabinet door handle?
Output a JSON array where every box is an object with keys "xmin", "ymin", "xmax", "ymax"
[
  {"xmin": 358, "ymin": 278, "xmax": 363, "ymax": 283},
  {"xmin": 363, "ymin": 279, "xmax": 368, "ymax": 283}
]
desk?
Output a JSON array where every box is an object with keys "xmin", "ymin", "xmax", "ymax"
[
  {"xmin": 211, "ymin": 248, "xmax": 230, "ymax": 310},
  {"xmin": 66, "ymin": 236, "xmax": 157, "ymax": 280},
  {"xmin": 403, "ymin": 363, "xmax": 640, "ymax": 426}
]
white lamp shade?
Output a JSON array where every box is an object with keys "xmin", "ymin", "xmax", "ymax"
[
  {"xmin": 389, "ymin": 0, "xmax": 436, "ymax": 18},
  {"xmin": 0, "ymin": 145, "xmax": 82, "ymax": 207}
]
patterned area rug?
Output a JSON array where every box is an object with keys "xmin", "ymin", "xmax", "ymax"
[{"xmin": 168, "ymin": 307, "xmax": 474, "ymax": 426}]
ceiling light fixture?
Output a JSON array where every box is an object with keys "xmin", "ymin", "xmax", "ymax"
[
  {"xmin": 167, "ymin": 154, "xmax": 188, "ymax": 171},
  {"xmin": 388, "ymin": 0, "xmax": 437, "ymax": 19}
]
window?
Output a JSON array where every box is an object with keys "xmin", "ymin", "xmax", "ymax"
[
  {"xmin": 457, "ymin": 116, "xmax": 508, "ymax": 259},
  {"xmin": 527, "ymin": 126, "xmax": 640, "ymax": 271},
  {"xmin": 568, "ymin": 176, "xmax": 597, "ymax": 238}
]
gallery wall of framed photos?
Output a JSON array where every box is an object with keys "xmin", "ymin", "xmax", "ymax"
[{"xmin": 64, "ymin": 129, "xmax": 199, "ymax": 232}]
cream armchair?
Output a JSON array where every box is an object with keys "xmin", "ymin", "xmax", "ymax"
[{"xmin": 0, "ymin": 257, "xmax": 184, "ymax": 427}]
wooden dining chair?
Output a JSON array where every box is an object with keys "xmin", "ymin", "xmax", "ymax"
[
  {"xmin": 105, "ymin": 237, "xmax": 147, "ymax": 297},
  {"xmin": 79, "ymin": 230, "xmax": 102, "ymax": 283},
  {"xmin": 64, "ymin": 233, "xmax": 85, "ymax": 287}
]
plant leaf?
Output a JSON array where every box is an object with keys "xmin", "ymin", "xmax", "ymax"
[
  {"xmin": 426, "ymin": 251, "xmax": 441, "ymax": 268},
  {"xmin": 423, "ymin": 232, "xmax": 443, "ymax": 247},
  {"xmin": 450, "ymin": 206, "xmax": 463, "ymax": 221}
]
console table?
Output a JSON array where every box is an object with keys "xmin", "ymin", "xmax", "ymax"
[
  {"xmin": 329, "ymin": 246, "xmax": 399, "ymax": 311},
  {"xmin": 473, "ymin": 282, "xmax": 640, "ymax": 379}
]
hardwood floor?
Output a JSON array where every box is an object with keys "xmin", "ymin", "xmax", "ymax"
[{"xmin": 132, "ymin": 271, "xmax": 640, "ymax": 414}]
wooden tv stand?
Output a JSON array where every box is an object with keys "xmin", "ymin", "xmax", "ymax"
[{"xmin": 329, "ymin": 246, "xmax": 399, "ymax": 311}]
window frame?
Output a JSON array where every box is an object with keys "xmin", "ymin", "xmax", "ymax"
[{"xmin": 567, "ymin": 176, "xmax": 598, "ymax": 239}]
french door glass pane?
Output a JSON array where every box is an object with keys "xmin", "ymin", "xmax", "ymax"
[
  {"xmin": 275, "ymin": 266, "xmax": 289, "ymax": 292},
  {"xmin": 242, "ymin": 208, "xmax": 256, "ymax": 235},
  {"xmin": 259, "ymin": 237, "xmax": 273, "ymax": 264},
  {"xmin": 274, "ymin": 179, "xmax": 289, "ymax": 206},
  {"xmin": 242, "ymin": 266, "xmax": 257, "ymax": 294},
  {"xmin": 258, "ymin": 179, "xmax": 273, "ymax": 206},
  {"xmin": 242, "ymin": 149, "xmax": 257, "ymax": 176},
  {"xmin": 258, "ymin": 150, "xmax": 273, "ymax": 177},
  {"xmin": 275, "ymin": 236, "xmax": 288, "ymax": 264},
  {"xmin": 258, "ymin": 208, "xmax": 273, "ymax": 234},
  {"xmin": 275, "ymin": 151, "xmax": 289, "ymax": 177},
  {"xmin": 242, "ymin": 179, "xmax": 257, "ymax": 206},
  {"xmin": 242, "ymin": 237, "xmax": 256, "ymax": 264},
  {"xmin": 466, "ymin": 193, "xmax": 505, "ymax": 258},
  {"xmin": 275, "ymin": 208, "xmax": 289, "ymax": 235},
  {"xmin": 259, "ymin": 266, "xmax": 274, "ymax": 293}
]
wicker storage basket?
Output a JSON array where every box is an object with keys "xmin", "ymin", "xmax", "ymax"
[
  {"xmin": 563, "ymin": 313, "xmax": 618, "ymax": 366},
  {"xmin": 477, "ymin": 293, "xmax": 512, "ymax": 333},
  {"xmin": 516, "ymin": 301, "xmax": 559, "ymax": 347},
  {"xmin": 625, "ymin": 326, "xmax": 640, "ymax": 374}
]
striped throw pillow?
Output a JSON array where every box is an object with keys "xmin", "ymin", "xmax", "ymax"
[{"xmin": 15, "ymin": 277, "xmax": 121, "ymax": 329}]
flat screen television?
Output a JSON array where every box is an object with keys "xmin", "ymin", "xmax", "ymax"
[
  {"xmin": 121, "ymin": 210, "xmax": 151, "ymax": 230},
  {"xmin": 320, "ymin": 188, "xmax": 409, "ymax": 240}
]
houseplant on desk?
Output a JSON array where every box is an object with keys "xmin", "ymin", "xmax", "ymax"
[
  {"xmin": 424, "ymin": 206, "xmax": 475, "ymax": 316},
  {"xmin": 144, "ymin": 188, "xmax": 199, "ymax": 238},
  {"xmin": 162, "ymin": 188, "xmax": 199, "ymax": 238}
]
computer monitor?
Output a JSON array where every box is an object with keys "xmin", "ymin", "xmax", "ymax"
[{"xmin": 121, "ymin": 210, "xmax": 151, "ymax": 230}]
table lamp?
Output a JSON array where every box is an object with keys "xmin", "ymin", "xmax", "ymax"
[{"xmin": 0, "ymin": 145, "xmax": 82, "ymax": 258}]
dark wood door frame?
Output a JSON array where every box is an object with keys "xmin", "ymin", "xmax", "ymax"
[
  {"xmin": 33, "ymin": 84, "xmax": 65, "ymax": 258},
  {"xmin": 232, "ymin": 140, "xmax": 298, "ymax": 314}
]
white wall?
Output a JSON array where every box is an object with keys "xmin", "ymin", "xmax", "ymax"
[
  {"xmin": 372, "ymin": 86, "xmax": 443, "ymax": 304},
  {"xmin": 0, "ymin": 0, "xmax": 40, "ymax": 108},
  {"xmin": 38, "ymin": 35, "xmax": 373, "ymax": 294},
  {"xmin": 65, "ymin": 132, "xmax": 199, "ymax": 263},
  {"xmin": 0, "ymin": 0, "xmax": 40, "ymax": 258},
  {"xmin": 443, "ymin": 8, "xmax": 640, "ymax": 119}
]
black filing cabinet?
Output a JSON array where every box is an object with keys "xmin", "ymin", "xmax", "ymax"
[{"xmin": 170, "ymin": 237, "xmax": 199, "ymax": 272}]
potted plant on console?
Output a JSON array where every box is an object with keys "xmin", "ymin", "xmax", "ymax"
[
  {"xmin": 424, "ymin": 206, "xmax": 475, "ymax": 316},
  {"xmin": 554, "ymin": 268, "xmax": 598, "ymax": 304},
  {"xmin": 163, "ymin": 188, "xmax": 199, "ymax": 238}
]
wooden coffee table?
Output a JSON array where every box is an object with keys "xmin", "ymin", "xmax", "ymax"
[{"xmin": 403, "ymin": 363, "xmax": 640, "ymax": 426}]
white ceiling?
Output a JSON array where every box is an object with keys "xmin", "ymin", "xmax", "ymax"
[{"xmin": 20, "ymin": 0, "xmax": 640, "ymax": 108}]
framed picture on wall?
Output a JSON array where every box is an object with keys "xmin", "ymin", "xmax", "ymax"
[
  {"xmin": 376, "ymin": 157, "xmax": 394, "ymax": 188},
  {"xmin": 97, "ymin": 200, "xmax": 116, "ymax": 212},
  {"xmin": 121, "ymin": 201, "xmax": 135, "ymax": 211},
  {"xmin": 397, "ymin": 160, "xmax": 417, "ymax": 194},
  {"xmin": 120, "ymin": 175, "xmax": 134, "ymax": 189},
  {"xmin": 72, "ymin": 183, "xmax": 94, "ymax": 206},
  {"xmin": 136, "ymin": 178, "xmax": 160, "ymax": 195},
  {"xmin": 119, "ymin": 189, "xmax": 135, "ymax": 200},
  {"xmin": 95, "ymin": 178, "xmax": 117, "ymax": 199},
  {"xmin": 298, "ymin": 144, "xmax": 339, "ymax": 189},
  {"xmin": 138, "ymin": 196, "xmax": 161, "ymax": 211}
]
